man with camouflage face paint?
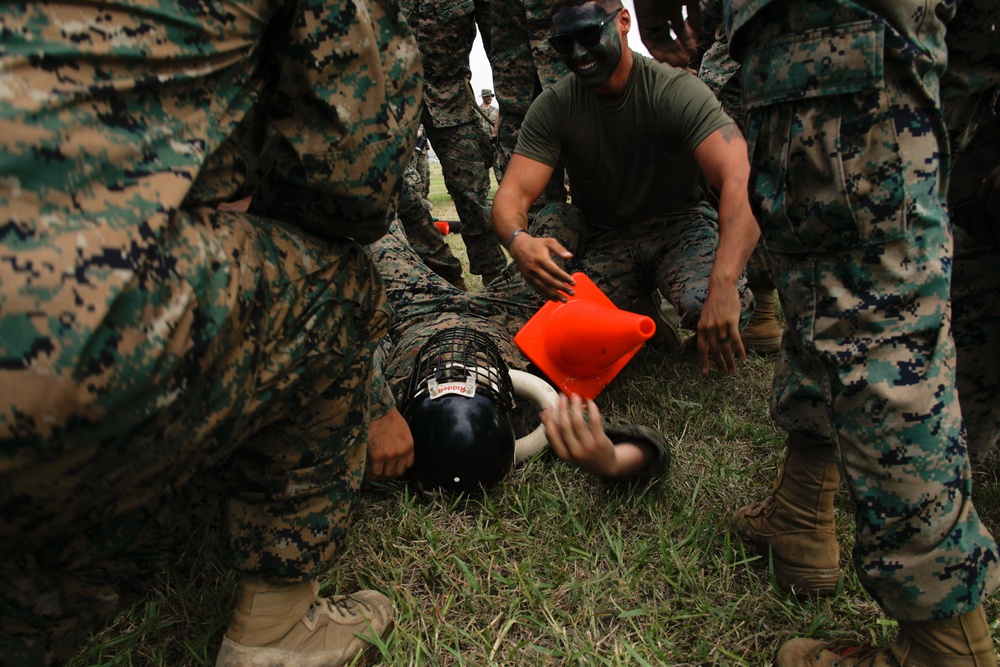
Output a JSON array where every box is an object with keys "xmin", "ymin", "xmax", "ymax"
[
  {"xmin": 0, "ymin": 1, "xmax": 419, "ymax": 665},
  {"xmin": 493, "ymin": 0, "xmax": 761, "ymax": 377}
]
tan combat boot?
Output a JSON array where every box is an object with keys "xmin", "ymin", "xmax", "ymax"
[
  {"xmin": 639, "ymin": 290, "xmax": 684, "ymax": 351},
  {"xmin": 733, "ymin": 438, "xmax": 842, "ymax": 596},
  {"xmin": 741, "ymin": 288, "xmax": 782, "ymax": 354},
  {"xmin": 776, "ymin": 606, "xmax": 997, "ymax": 666},
  {"xmin": 216, "ymin": 576, "xmax": 395, "ymax": 667}
]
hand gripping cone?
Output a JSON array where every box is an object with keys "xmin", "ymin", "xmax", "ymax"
[{"xmin": 514, "ymin": 273, "xmax": 655, "ymax": 399}]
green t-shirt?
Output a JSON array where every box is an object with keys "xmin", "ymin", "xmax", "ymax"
[{"xmin": 515, "ymin": 52, "xmax": 732, "ymax": 230}]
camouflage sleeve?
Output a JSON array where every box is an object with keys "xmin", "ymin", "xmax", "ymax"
[
  {"xmin": 604, "ymin": 421, "xmax": 671, "ymax": 480},
  {"xmin": 253, "ymin": 0, "xmax": 423, "ymax": 244},
  {"xmin": 370, "ymin": 359, "xmax": 398, "ymax": 421}
]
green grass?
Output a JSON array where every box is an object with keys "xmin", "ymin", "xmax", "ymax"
[
  {"xmin": 426, "ymin": 160, "xmax": 460, "ymax": 219},
  {"xmin": 68, "ymin": 165, "xmax": 1000, "ymax": 666}
]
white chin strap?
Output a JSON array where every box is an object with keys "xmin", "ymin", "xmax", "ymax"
[{"xmin": 509, "ymin": 370, "xmax": 560, "ymax": 463}]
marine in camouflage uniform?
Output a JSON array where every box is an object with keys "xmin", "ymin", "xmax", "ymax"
[
  {"xmin": 490, "ymin": 0, "xmax": 570, "ymax": 211},
  {"xmin": 479, "ymin": 90, "xmax": 501, "ymax": 184},
  {"xmin": 366, "ymin": 221, "xmax": 671, "ymax": 479},
  {"xmin": 718, "ymin": 0, "xmax": 1000, "ymax": 660},
  {"xmin": 479, "ymin": 89, "xmax": 500, "ymax": 138},
  {"xmin": 703, "ymin": 0, "xmax": 996, "ymax": 453},
  {"xmin": 417, "ymin": 142, "xmax": 432, "ymax": 198},
  {"xmin": 404, "ymin": 138, "xmax": 432, "ymax": 207},
  {"xmin": 0, "ymin": 0, "xmax": 420, "ymax": 664},
  {"xmin": 399, "ymin": 0, "xmax": 508, "ymax": 284}
]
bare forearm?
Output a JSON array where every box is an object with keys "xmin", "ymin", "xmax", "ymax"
[
  {"xmin": 711, "ymin": 180, "xmax": 759, "ymax": 292},
  {"xmin": 694, "ymin": 127, "xmax": 758, "ymax": 288},
  {"xmin": 491, "ymin": 187, "xmax": 531, "ymax": 249}
]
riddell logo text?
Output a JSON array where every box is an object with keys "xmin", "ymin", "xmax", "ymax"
[{"xmin": 428, "ymin": 379, "xmax": 476, "ymax": 399}]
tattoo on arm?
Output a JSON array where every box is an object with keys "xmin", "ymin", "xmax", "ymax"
[{"xmin": 719, "ymin": 123, "xmax": 743, "ymax": 143}]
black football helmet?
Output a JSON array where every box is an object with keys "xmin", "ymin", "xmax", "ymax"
[{"xmin": 402, "ymin": 327, "xmax": 516, "ymax": 492}]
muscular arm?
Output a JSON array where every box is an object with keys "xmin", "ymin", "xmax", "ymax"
[
  {"xmin": 692, "ymin": 124, "xmax": 761, "ymax": 375},
  {"xmin": 492, "ymin": 154, "xmax": 577, "ymax": 301}
]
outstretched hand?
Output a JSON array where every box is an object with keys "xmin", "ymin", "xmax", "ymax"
[{"xmin": 509, "ymin": 233, "xmax": 576, "ymax": 302}]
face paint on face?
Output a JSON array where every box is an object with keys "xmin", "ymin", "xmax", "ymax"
[{"xmin": 551, "ymin": 3, "xmax": 623, "ymax": 89}]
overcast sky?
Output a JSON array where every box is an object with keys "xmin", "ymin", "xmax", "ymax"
[{"xmin": 469, "ymin": 0, "xmax": 652, "ymax": 101}]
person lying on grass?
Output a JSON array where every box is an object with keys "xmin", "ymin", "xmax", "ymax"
[{"xmin": 365, "ymin": 221, "xmax": 670, "ymax": 484}]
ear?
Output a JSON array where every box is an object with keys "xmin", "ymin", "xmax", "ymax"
[{"xmin": 618, "ymin": 7, "xmax": 631, "ymax": 36}]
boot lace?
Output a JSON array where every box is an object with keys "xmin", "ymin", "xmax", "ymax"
[{"xmin": 306, "ymin": 595, "xmax": 365, "ymax": 623}]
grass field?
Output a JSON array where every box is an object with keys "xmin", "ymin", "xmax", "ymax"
[{"xmin": 69, "ymin": 164, "xmax": 1000, "ymax": 666}]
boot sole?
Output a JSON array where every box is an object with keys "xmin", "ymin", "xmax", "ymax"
[
  {"xmin": 743, "ymin": 338, "xmax": 782, "ymax": 354},
  {"xmin": 217, "ymin": 619, "xmax": 396, "ymax": 667},
  {"xmin": 771, "ymin": 552, "xmax": 841, "ymax": 597}
]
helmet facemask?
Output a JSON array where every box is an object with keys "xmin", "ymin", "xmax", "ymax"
[
  {"xmin": 402, "ymin": 327, "xmax": 517, "ymax": 492},
  {"xmin": 406, "ymin": 327, "xmax": 515, "ymax": 411}
]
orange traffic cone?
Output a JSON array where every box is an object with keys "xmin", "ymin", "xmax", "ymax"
[
  {"xmin": 434, "ymin": 220, "xmax": 463, "ymax": 235},
  {"xmin": 514, "ymin": 273, "xmax": 655, "ymax": 399}
]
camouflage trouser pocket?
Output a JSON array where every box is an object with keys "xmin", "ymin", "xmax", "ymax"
[{"xmin": 742, "ymin": 20, "xmax": 910, "ymax": 254}]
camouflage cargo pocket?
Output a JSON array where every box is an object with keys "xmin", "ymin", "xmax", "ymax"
[{"xmin": 742, "ymin": 20, "xmax": 909, "ymax": 254}]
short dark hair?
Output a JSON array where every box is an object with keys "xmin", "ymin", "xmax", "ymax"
[{"xmin": 550, "ymin": 0, "xmax": 623, "ymax": 21}]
